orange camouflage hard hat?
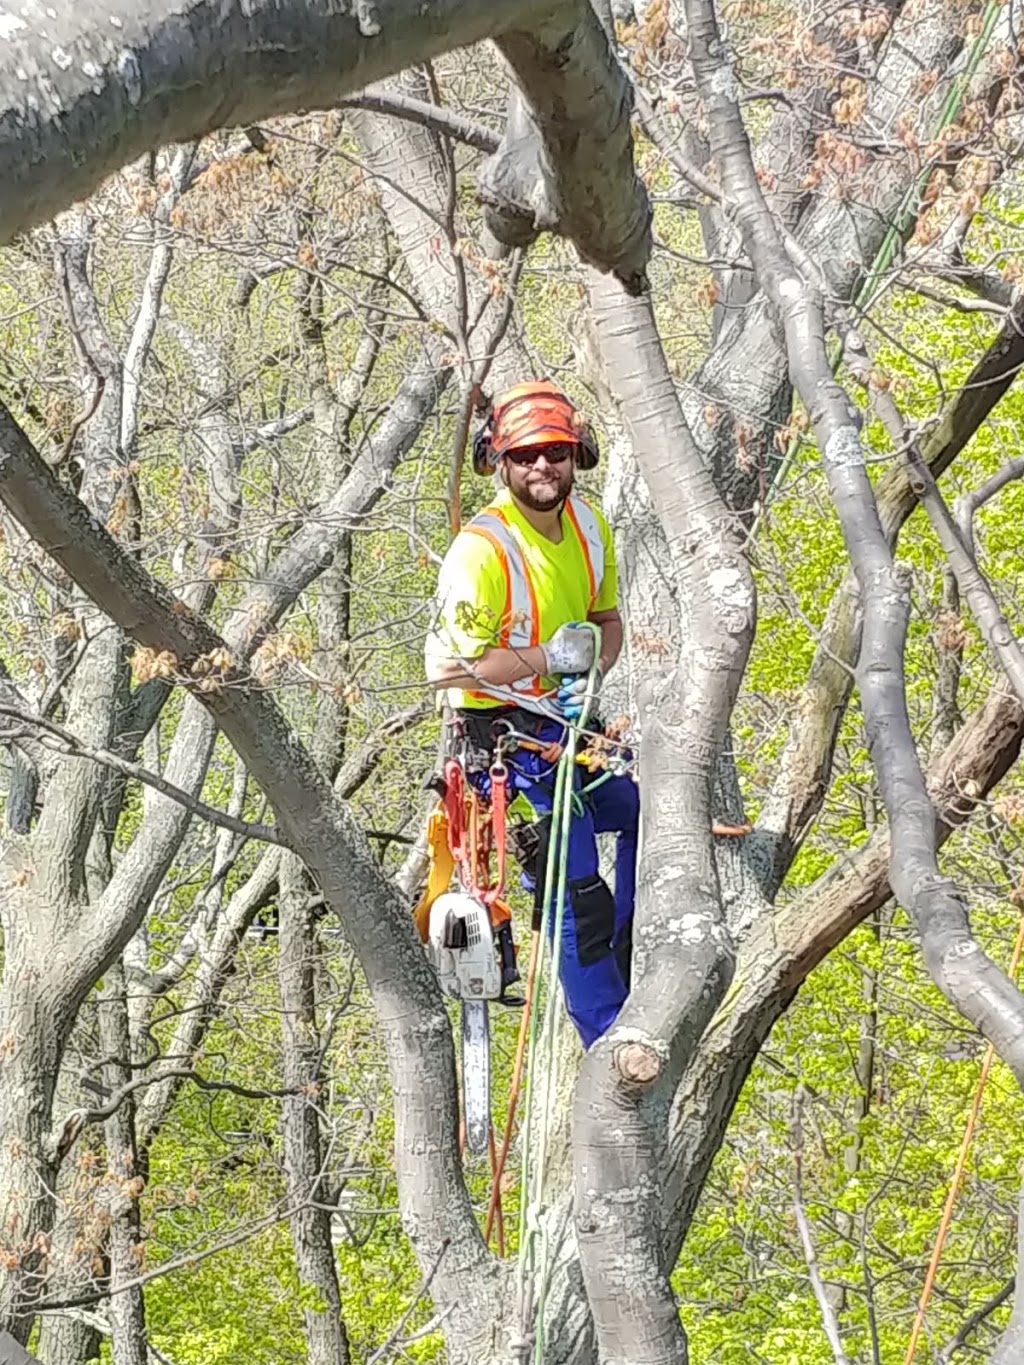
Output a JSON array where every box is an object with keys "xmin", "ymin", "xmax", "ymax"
[{"xmin": 472, "ymin": 380, "xmax": 599, "ymax": 474}]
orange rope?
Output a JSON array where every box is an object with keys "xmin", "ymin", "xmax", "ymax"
[
  {"xmin": 485, "ymin": 928, "xmax": 541, "ymax": 1249},
  {"xmin": 488, "ymin": 1124, "xmax": 506, "ymax": 1256},
  {"xmin": 903, "ymin": 907, "xmax": 1024, "ymax": 1364}
]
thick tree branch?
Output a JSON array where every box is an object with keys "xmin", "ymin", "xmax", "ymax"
[
  {"xmin": 482, "ymin": 3, "xmax": 651, "ymax": 291},
  {"xmin": 0, "ymin": 0, "xmax": 538, "ymax": 247},
  {"xmin": 568, "ymin": 276, "xmax": 753, "ymax": 1365},
  {"xmin": 0, "ymin": 1, "xmax": 653, "ymax": 292}
]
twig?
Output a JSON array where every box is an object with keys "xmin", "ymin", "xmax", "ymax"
[
  {"xmin": 341, "ymin": 87, "xmax": 500, "ymax": 153},
  {"xmin": 52, "ymin": 373, "xmax": 105, "ymax": 468},
  {"xmin": 936, "ymin": 1278, "xmax": 1016, "ymax": 1362},
  {"xmin": 791, "ymin": 1087, "xmax": 853, "ymax": 1365},
  {"xmin": 50, "ymin": 1066, "xmax": 315, "ymax": 1155},
  {"xmin": 366, "ymin": 1238, "xmax": 451, "ymax": 1364},
  {"xmin": 0, "ymin": 703, "xmax": 288, "ymax": 847},
  {"xmin": 30, "ymin": 1202, "xmax": 312, "ymax": 1313},
  {"xmin": 954, "ymin": 455, "xmax": 1024, "ymax": 557}
]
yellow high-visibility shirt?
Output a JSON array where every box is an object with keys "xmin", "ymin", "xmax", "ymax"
[{"xmin": 425, "ymin": 489, "xmax": 618, "ymax": 711}]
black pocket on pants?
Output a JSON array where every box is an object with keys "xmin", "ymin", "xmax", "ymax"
[{"xmin": 569, "ymin": 876, "xmax": 616, "ymax": 967}]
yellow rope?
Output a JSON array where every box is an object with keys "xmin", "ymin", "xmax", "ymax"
[{"xmin": 903, "ymin": 904, "xmax": 1024, "ymax": 1364}]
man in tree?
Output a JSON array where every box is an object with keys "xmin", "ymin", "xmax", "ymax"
[{"xmin": 425, "ymin": 380, "xmax": 639, "ymax": 1047}]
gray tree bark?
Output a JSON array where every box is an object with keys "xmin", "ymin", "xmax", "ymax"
[
  {"xmin": 563, "ymin": 276, "xmax": 754, "ymax": 1365},
  {"xmin": 279, "ymin": 854, "xmax": 352, "ymax": 1365},
  {"xmin": 98, "ymin": 966, "xmax": 148, "ymax": 1365},
  {"xmin": 685, "ymin": 0, "xmax": 1024, "ymax": 1074},
  {"xmin": 0, "ymin": 404, "xmax": 501, "ymax": 1362}
]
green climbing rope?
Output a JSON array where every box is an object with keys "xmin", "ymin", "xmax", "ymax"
[{"xmin": 514, "ymin": 623, "xmax": 603, "ymax": 1365}]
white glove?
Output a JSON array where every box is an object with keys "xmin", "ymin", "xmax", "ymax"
[{"xmin": 541, "ymin": 622, "xmax": 596, "ymax": 675}]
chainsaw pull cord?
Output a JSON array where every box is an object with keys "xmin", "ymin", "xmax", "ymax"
[{"xmin": 513, "ymin": 623, "xmax": 602, "ymax": 1365}]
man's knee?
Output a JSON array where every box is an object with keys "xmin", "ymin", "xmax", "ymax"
[{"xmin": 618, "ymin": 776, "xmax": 640, "ymax": 828}]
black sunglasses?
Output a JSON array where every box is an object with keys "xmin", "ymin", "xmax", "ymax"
[{"xmin": 504, "ymin": 444, "xmax": 574, "ymax": 467}]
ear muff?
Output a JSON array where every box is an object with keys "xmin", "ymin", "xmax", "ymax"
[
  {"xmin": 573, "ymin": 421, "xmax": 600, "ymax": 471},
  {"xmin": 472, "ymin": 415, "xmax": 494, "ymax": 476}
]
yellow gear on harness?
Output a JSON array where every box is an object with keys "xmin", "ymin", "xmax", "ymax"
[{"xmin": 413, "ymin": 803, "xmax": 455, "ymax": 942}]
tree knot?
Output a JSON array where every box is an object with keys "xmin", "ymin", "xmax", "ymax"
[{"xmin": 613, "ymin": 1040, "xmax": 661, "ymax": 1085}]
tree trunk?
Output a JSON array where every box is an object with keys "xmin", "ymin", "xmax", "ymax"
[
  {"xmin": 99, "ymin": 965, "xmax": 148, "ymax": 1365},
  {"xmin": 279, "ymin": 853, "xmax": 352, "ymax": 1365},
  {"xmin": 0, "ymin": 974, "xmax": 57, "ymax": 1342},
  {"xmin": 987, "ymin": 1186, "xmax": 1024, "ymax": 1364},
  {"xmin": 0, "ymin": 869, "xmax": 74, "ymax": 1344}
]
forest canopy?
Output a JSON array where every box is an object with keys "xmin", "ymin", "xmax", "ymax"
[{"xmin": 1, "ymin": 2, "xmax": 1024, "ymax": 1363}]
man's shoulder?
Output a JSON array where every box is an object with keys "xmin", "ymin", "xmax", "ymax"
[
  {"xmin": 569, "ymin": 492, "xmax": 612, "ymax": 537},
  {"xmin": 440, "ymin": 514, "xmax": 508, "ymax": 576}
]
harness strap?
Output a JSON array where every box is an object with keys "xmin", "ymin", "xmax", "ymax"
[
  {"xmin": 482, "ymin": 761, "xmax": 508, "ymax": 906},
  {"xmin": 444, "ymin": 758, "xmax": 467, "ymax": 866}
]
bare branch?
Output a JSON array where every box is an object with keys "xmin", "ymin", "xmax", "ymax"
[
  {"xmin": 686, "ymin": 0, "xmax": 1024, "ymax": 1083},
  {"xmin": 0, "ymin": 397, "xmax": 495, "ymax": 1344},
  {"xmin": 366, "ymin": 1239, "xmax": 451, "ymax": 1364},
  {"xmin": 121, "ymin": 143, "xmax": 197, "ymax": 457},
  {"xmin": 840, "ymin": 323, "xmax": 1024, "ymax": 708},
  {"xmin": 341, "ymin": 87, "xmax": 500, "ymax": 151},
  {"xmin": 0, "ymin": 704, "xmax": 287, "ymax": 848},
  {"xmin": 136, "ymin": 846, "xmax": 283, "ymax": 1146},
  {"xmin": 236, "ymin": 405, "xmax": 315, "ymax": 456},
  {"xmin": 955, "ymin": 455, "xmax": 1024, "ymax": 557},
  {"xmin": 62, "ymin": 1065, "xmax": 312, "ymax": 1136},
  {"xmin": 791, "ymin": 1088, "xmax": 853, "ymax": 1365},
  {"xmin": 936, "ymin": 1278, "xmax": 1015, "ymax": 1362},
  {"xmin": 334, "ymin": 702, "xmax": 430, "ymax": 800},
  {"xmin": 667, "ymin": 676, "xmax": 1024, "ymax": 1255},
  {"xmin": 224, "ymin": 354, "xmax": 450, "ymax": 657}
]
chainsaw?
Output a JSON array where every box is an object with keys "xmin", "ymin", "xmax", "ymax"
[{"xmin": 427, "ymin": 891, "xmax": 520, "ymax": 1152}]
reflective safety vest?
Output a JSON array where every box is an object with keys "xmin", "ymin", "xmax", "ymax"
[{"xmin": 461, "ymin": 495, "xmax": 605, "ymax": 711}]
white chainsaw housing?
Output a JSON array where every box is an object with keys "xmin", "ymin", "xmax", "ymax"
[{"xmin": 427, "ymin": 892, "xmax": 502, "ymax": 1001}]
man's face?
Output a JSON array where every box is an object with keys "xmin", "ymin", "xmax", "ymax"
[{"xmin": 500, "ymin": 441, "xmax": 576, "ymax": 512}]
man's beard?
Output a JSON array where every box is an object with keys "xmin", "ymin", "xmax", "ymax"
[{"xmin": 509, "ymin": 469, "xmax": 573, "ymax": 511}]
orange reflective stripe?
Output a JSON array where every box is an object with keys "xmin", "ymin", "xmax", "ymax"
[
  {"xmin": 464, "ymin": 524, "xmax": 513, "ymax": 646},
  {"xmin": 563, "ymin": 498, "xmax": 597, "ymax": 608},
  {"xmin": 493, "ymin": 506, "xmax": 541, "ymax": 647},
  {"xmin": 461, "ymin": 517, "xmax": 544, "ymax": 701}
]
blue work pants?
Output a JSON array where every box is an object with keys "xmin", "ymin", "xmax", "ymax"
[{"xmin": 508, "ymin": 721, "xmax": 638, "ymax": 1049}]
